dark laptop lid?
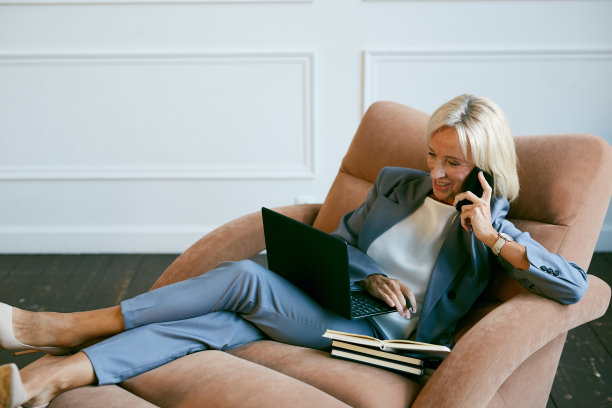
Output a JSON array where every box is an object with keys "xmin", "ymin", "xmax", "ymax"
[{"xmin": 262, "ymin": 207, "xmax": 352, "ymax": 319}]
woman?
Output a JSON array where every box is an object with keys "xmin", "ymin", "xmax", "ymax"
[{"xmin": 0, "ymin": 94, "xmax": 588, "ymax": 408}]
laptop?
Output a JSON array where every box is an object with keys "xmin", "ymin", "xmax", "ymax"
[{"xmin": 261, "ymin": 207, "xmax": 395, "ymax": 320}]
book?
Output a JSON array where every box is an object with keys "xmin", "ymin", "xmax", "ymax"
[
  {"xmin": 332, "ymin": 340, "xmax": 424, "ymax": 367},
  {"xmin": 323, "ymin": 329, "xmax": 451, "ymax": 359},
  {"xmin": 330, "ymin": 348, "xmax": 425, "ymax": 376}
]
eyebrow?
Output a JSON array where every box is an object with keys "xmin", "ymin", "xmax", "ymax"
[{"xmin": 427, "ymin": 146, "xmax": 466, "ymax": 162}]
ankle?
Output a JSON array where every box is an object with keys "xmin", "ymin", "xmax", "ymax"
[
  {"xmin": 21, "ymin": 353, "xmax": 94, "ymax": 406},
  {"xmin": 51, "ymin": 352, "xmax": 96, "ymax": 394},
  {"xmin": 54, "ymin": 314, "xmax": 88, "ymax": 348},
  {"xmin": 49, "ymin": 367, "xmax": 75, "ymax": 395},
  {"xmin": 68, "ymin": 306, "xmax": 124, "ymax": 342}
]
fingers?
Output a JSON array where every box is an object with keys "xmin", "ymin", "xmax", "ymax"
[
  {"xmin": 388, "ymin": 287, "xmax": 410, "ymax": 317},
  {"xmin": 455, "ymin": 193, "xmax": 479, "ymax": 232},
  {"xmin": 453, "ymin": 190, "xmax": 479, "ymax": 208},
  {"xmin": 460, "ymin": 212, "xmax": 472, "ymax": 232},
  {"xmin": 364, "ymin": 275, "xmax": 415, "ymax": 319},
  {"xmin": 453, "ymin": 171, "xmax": 493, "ymax": 208},
  {"xmin": 399, "ymin": 281, "xmax": 417, "ymax": 315},
  {"xmin": 455, "ymin": 171, "xmax": 493, "ymax": 234},
  {"xmin": 478, "ymin": 171, "xmax": 493, "ymax": 202}
]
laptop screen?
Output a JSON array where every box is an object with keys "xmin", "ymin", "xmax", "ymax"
[{"xmin": 262, "ymin": 207, "xmax": 353, "ymax": 318}]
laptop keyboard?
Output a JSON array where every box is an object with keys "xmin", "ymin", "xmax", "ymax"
[{"xmin": 350, "ymin": 292, "xmax": 395, "ymax": 318}]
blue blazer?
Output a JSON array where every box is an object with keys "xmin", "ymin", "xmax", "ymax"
[{"xmin": 331, "ymin": 167, "xmax": 588, "ymax": 346}]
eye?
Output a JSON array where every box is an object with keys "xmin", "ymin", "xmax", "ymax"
[
  {"xmin": 427, "ymin": 151, "xmax": 436, "ymax": 158},
  {"xmin": 448, "ymin": 161, "xmax": 460, "ymax": 167}
]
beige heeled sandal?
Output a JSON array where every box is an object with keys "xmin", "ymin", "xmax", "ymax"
[
  {"xmin": 0, "ymin": 363, "xmax": 50, "ymax": 408},
  {"xmin": 0, "ymin": 363, "xmax": 26, "ymax": 408},
  {"xmin": 0, "ymin": 303, "xmax": 70, "ymax": 356}
]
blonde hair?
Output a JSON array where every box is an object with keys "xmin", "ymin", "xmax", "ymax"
[{"xmin": 424, "ymin": 94, "xmax": 520, "ymax": 202}]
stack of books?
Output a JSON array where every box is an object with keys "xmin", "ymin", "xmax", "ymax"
[{"xmin": 323, "ymin": 330, "xmax": 451, "ymax": 376}]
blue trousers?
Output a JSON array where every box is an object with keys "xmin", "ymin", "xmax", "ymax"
[{"xmin": 83, "ymin": 260, "xmax": 378, "ymax": 385}]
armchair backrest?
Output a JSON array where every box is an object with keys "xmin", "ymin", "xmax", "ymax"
[
  {"xmin": 313, "ymin": 102, "xmax": 430, "ymax": 232},
  {"xmin": 313, "ymin": 101, "xmax": 612, "ymax": 301}
]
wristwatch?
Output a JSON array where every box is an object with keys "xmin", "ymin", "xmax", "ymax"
[{"xmin": 492, "ymin": 232, "xmax": 513, "ymax": 256}]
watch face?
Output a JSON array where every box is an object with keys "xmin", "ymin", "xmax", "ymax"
[{"xmin": 493, "ymin": 234, "xmax": 509, "ymax": 255}]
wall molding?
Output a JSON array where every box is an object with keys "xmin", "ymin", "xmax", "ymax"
[
  {"xmin": 0, "ymin": 164, "xmax": 315, "ymax": 180},
  {"xmin": 0, "ymin": 225, "xmax": 216, "ymax": 253},
  {"xmin": 3, "ymin": 223, "xmax": 611, "ymax": 254},
  {"xmin": 363, "ymin": 48, "xmax": 612, "ymax": 113},
  {"xmin": 362, "ymin": 0, "xmax": 611, "ymax": 2},
  {"xmin": 0, "ymin": 51, "xmax": 316, "ymax": 180},
  {"xmin": 0, "ymin": 0, "xmax": 311, "ymax": 4}
]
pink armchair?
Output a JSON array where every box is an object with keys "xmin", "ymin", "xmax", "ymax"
[{"xmin": 51, "ymin": 101, "xmax": 612, "ymax": 408}]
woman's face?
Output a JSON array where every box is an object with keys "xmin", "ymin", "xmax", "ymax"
[{"xmin": 427, "ymin": 127, "xmax": 475, "ymax": 205}]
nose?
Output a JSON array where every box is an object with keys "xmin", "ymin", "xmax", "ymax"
[{"xmin": 431, "ymin": 160, "xmax": 445, "ymax": 179}]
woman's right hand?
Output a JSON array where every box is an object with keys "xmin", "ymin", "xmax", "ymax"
[{"xmin": 363, "ymin": 274, "xmax": 416, "ymax": 319}]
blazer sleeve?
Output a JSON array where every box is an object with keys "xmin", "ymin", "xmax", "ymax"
[{"xmin": 491, "ymin": 200, "xmax": 588, "ymax": 304}]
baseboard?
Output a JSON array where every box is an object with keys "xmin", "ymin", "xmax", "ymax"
[{"xmin": 0, "ymin": 225, "xmax": 214, "ymax": 254}]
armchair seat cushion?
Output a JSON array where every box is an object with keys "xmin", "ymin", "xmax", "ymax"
[
  {"xmin": 229, "ymin": 340, "xmax": 423, "ymax": 408},
  {"xmin": 52, "ymin": 349, "xmax": 354, "ymax": 408}
]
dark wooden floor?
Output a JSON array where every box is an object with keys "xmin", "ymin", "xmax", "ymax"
[{"xmin": 0, "ymin": 253, "xmax": 610, "ymax": 407}]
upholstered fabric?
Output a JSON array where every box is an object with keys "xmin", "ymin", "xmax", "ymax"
[
  {"xmin": 512, "ymin": 134, "xmax": 612, "ymax": 270},
  {"xmin": 120, "ymin": 350, "xmax": 351, "ymax": 408},
  {"xmin": 313, "ymin": 103, "xmax": 430, "ymax": 234},
  {"xmin": 49, "ymin": 101, "xmax": 611, "ymax": 408},
  {"xmin": 229, "ymin": 340, "xmax": 423, "ymax": 408},
  {"xmin": 412, "ymin": 279, "xmax": 610, "ymax": 408},
  {"xmin": 151, "ymin": 203, "xmax": 321, "ymax": 289},
  {"xmin": 49, "ymin": 384, "xmax": 157, "ymax": 408}
]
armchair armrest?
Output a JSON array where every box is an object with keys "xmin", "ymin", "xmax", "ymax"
[
  {"xmin": 151, "ymin": 204, "xmax": 322, "ymax": 290},
  {"xmin": 413, "ymin": 275, "xmax": 611, "ymax": 408}
]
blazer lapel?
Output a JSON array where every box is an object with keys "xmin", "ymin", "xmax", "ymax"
[
  {"xmin": 357, "ymin": 176, "xmax": 433, "ymax": 251},
  {"xmin": 418, "ymin": 217, "xmax": 470, "ymax": 325}
]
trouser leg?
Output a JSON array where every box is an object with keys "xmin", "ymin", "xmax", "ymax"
[
  {"xmin": 121, "ymin": 260, "xmax": 277, "ymax": 328},
  {"xmin": 121, "ymin": 260, "xmax": 376, "ymax": 348},
  {"xmin": 84, "ymin": 260, "xmax": 376, "ymax": 384},
  {"xmin": 83, "ymin": 312, "xmax": 265, "ymax": 385}
]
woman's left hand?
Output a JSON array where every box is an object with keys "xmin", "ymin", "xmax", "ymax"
[
  {"xmin": 454, "ymin": 172, "xmax": 531, "ymax": 270},
  {"xmin": 453, "ymin": 171, "xmax": 498, "ymax": 247}
]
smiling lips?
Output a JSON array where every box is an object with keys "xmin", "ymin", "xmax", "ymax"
[{"xmin": 434, "ymin": 179, "xmax": 451, "ymax": 191}]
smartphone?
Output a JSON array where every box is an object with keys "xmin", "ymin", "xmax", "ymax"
[{"xmin": 455, "ymin": 167, "xmax": 494, "ymax": 212}]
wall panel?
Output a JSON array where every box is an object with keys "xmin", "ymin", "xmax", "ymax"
[
  {"xmin": 0, "ymin": 52, "xmax": 314, "ymax": 180},
  {"xmin": 364, "ymin": 49, "xmax": 612, "ymax": 137},
  {"xmin": 0, "ymin": 0, "xmax": 311, "ymax": 3},
  {"xmin": 1, "ymin": 1, "xmax": 611, "ymax": 252}
]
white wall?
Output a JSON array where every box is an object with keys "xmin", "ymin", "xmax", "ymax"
[{"xmin": 1, "ymin": 0, "xmax": 611, "ymax": 254}]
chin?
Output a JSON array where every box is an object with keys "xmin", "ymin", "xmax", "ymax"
[{"xmin": 433, "ymin": 193, "xmax": 454, "ymax": 205}]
